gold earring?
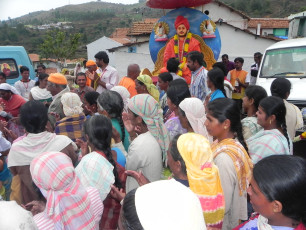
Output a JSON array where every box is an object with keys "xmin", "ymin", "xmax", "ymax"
[{"xmin": 269, "ymin": 120, "xmax": 272, "ymax": 125}]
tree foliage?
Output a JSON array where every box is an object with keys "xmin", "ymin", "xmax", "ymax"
[{"xmin": 39, "ymin": 30, "xmax": 81, "ymax": 64}]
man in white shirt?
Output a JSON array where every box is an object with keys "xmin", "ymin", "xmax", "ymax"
[
  {"xmin": 14, "ymin": 66, "xmax": 35, "ymax": 100},
  {"xmin": 94, "ymin": 51, "xmax": 119, "ymax": 94}
]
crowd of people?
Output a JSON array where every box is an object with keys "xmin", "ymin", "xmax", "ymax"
[{"xmin": 0, "ymin": 47, "xmax": 305, "ymax": 230}]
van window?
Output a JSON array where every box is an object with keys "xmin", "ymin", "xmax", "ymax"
[
  {"xmin": 260, "ymin": 47, "xmax": 306, "ymax": 78},
  {"xmin": 0, "ymin": 59, "xmax": 19, "ymax": 79}
]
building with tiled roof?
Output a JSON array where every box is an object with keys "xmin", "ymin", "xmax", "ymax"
[
  {"xmin": 127, "ymin": 18, "xmax": 159, "ymax": 42},
  {"xmin": 29, "ymin": 53, "xmax": 40, "ymax": 62},
  {"xmin": 248, "ymin": 18, "xmax": 289, "ymax": 28},
  {"xmin": 110, "ymin": 28, "xmax": 131, "ymax": 45},
  {"xmin": 248, "ymin": 18, "xmax": 289, "ymax": 38}
]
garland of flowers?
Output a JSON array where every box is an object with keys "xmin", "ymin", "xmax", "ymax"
[{"xmin": 174, "ymin": 32, "xmax": 192, "ymax": 76}]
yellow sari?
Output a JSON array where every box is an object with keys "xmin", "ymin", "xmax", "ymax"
[{"xmin": 211, "ymin": 138, "xmax": 253, "ymax": 196}]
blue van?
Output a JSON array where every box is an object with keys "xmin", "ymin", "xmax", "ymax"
[{"xmin": 0, "ymin": 46, "xmax": 35, "ymax": 85}]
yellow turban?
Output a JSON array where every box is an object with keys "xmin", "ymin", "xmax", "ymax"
[{"xmin": 137, "ymin": 74, "xmax": 160, "ymax": 103}]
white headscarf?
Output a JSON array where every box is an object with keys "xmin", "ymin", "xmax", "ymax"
[
  {"xmin": 134, "ymin": 180, "xmax": 206, "ymax": 230},
  {"xmin": 111, "ymin": 86, "xmax": 130, "ymax": 113},
  {"xmin": 179, "ymin": 97, "xmax": 212, "ymax": 142},
  {"xmin": 61, "ymin": 92, "xmax": 83, "ymax": 116},
  {"xmin": 0, "ymin": 83, "xmax": 19, "ymax": 95},
  {"xmin": 0, "ymin": 200, "xmax": 38, "ymax": 229}
]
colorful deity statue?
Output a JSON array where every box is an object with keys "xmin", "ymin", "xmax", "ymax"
[{"xmin": 163, "ymin": 16, "xmax": 201, "ymax": 84}]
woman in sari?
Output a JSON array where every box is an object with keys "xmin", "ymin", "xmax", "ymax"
[
  {"xmin": 178, "ymin": 97, "xmax": 212, "ymax": 142},
  {"xmin": 8, "ymin": 101, "xmax": 76, "ymax": 205},
  {"xmin": 30, "ymin": 152, "xmax": 102, "ymax": 230},
  {"xmin": 125, "ymin": 94, "xmax": 169, "ymax": 191},
  {"xmin": 0, "ymin": 83, "xmax": 26, "ymax": 138},
  {"xmin": 205, "ymin": 67, "xmax": 227, "ymax": 103},
  {"xmin": 176, "ymin": 133, "xmax": 225, "ymax": 229},
  {"xmin": 0, "ymin": 83, "xmax": 26, "ymax": 117},
  {"xmin": 135, "ymin": 74, "xmax": 160, "ymax": 102},
  {"xmin": 247, "ymin": 96, "xmax": 292, "ymax": 164},
  {"xmin": 241, "ymin": 85, "xmax": 267, "ymax": 140},
  {"xmin": 29, "ymin": 73, "xmax": 52, "ymax": 105},
  {"xmin": 234, "ymin": 155, "xmax": 306, "ymax": 230},
  {"xmin": 55, "ymin": 92, "xmax": 86, "ymax": 142},
  {"xmin": 111, "ymin": 86, "xmax": 130, "ymax": 113},
  {"xmin": 82, "ymin": 115, "xmax": 126, "ymax": 230},
  {"xmin": 164, "ymin": 79, "xmax": 190, "ymax": 141},
  {"xmin": 205, "ymin": 98, "xmax": 253, "ymax": 230},
  {"xmin": 97, "ymin": 90, "xmax": 130, "ymax": 152}
]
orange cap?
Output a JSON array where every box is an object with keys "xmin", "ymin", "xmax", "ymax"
[
  {"xmin": 86, "ymin": 60, "xmax": 97, "ymax": 67},
  {"xmin": 48, "ymin": 73, "xmax": 68, "ymax": 85}
]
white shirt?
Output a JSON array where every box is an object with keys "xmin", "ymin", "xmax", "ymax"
[
  {"xmin": 170, "ymin": 72, "xmax": 186, "ymax": 81},
  {"xmin": 284, "ymin": 100, "xmax": 303, "ymax": 140},
  {"xmin": 14, "ymin": 80, "xmax": 36, "ymax": 100},
  {"xmin": 95, "ymin": 65, "xmax": 119, "ymax": 93}
]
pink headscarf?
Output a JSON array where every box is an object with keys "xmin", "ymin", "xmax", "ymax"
[{"xmin": 30, "ymin": 152, "xmax": 96, "ymax": 230}]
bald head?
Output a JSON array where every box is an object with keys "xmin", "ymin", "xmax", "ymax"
[{"xmin": 127, "ymin": 64, "xmax": 140, "ymax": 80}]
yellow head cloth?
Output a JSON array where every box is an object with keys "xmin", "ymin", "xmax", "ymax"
[
  {"xmin": 137, "ymin": 74, "xmax": 160, "ymax": 103},
  {"xmin": 177, "ymin": 133, "xmax": 225, "ymax": 228}
]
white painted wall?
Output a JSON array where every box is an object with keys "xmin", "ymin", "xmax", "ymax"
[
  {"xmin": 262, "ymin": 29, "xmax": 274, "ymax": 36},
  {"xmin": 248, "ymin": 28, "xmax": 257, "ymax": 34},
  {"xmin": 109, "ymin": 42, "xmax": 154, "ymax": 78},
  {"xmin": 41, "ymin": 61, "xmax": 61, "ymax": 72},
  {"xmin": 86, "ymin": 36, "xmax": 122, "ymax": 66},
  {"xmin": 248, "ymin": 28, "xmax": 274, "ymax": 36},
  {"xmin": 129, "ymin": 36, "xmax": 150, "ymax": 43},
  {"xmin": 195, "ymin": 2, "xmax": 248, "ymax": 30},
  {"xmin": 217, "ymin": 23, "xmax": 276, "ymax": 71}
]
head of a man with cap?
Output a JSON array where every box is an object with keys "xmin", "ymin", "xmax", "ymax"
[
  {"xmin": 47, "ymin": 73, "xmax": 68, "ymax": 96},
  {"xmin": 86, "ymin": 60, "xmax": 97, "ymax": 73},
  {"xmin": 175, "ymin": 16, "xmax": 190, "ymax": 38}
]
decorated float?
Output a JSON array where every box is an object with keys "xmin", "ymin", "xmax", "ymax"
[{"xmin": 146, "ymin": 0, "xmax": 222, "ymax": 84}]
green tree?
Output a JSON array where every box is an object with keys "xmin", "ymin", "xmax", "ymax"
[{"xmin": 39, "ymin": 30, "xmax": 81, "ymax": 66}]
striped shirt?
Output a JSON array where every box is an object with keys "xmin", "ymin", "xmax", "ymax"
[{"xmin": 189, "ymin": 67, "xmax": 209, "ymax": 101}]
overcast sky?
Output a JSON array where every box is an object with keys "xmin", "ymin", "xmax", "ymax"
[{"xmin": 0, "ymin": 0, "xmax": 139, "ymax": 21}]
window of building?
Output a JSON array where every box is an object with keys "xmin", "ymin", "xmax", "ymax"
[
  {"xmin": 273, "ymin": 28, "xmax": 289, "ymax": 37},
  {"xmin": 128, "ymin": 46, "xmax": 137, "ymax": 53}
]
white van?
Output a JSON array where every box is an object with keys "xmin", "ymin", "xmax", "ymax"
[{"xmin": 256, "ymin": 37, "xmax": 306, "ymax": 109}]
